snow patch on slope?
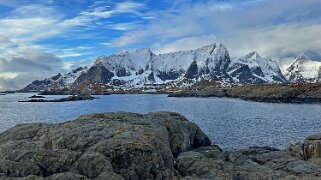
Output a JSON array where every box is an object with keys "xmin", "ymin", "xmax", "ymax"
[{"xmin": 283, "ymin": 54, "xmax": 321, "ymax": 82}]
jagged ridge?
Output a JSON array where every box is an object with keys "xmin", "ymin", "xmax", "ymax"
[
  {"xmin": 21, "ymin": 66, "xmax": 88, "ymax": 92},
  {"xmin": 21, "ymin": 44, "xmax": 321, "ymax": 92}
]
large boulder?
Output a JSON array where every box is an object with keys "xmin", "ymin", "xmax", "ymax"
[
  {"xmin": 0, "ymin": 112, "xmax": 210, "ymax": 179},
  {"xmin": 177, "ymin": 145, "xmax": 321, "ymax": 179}
]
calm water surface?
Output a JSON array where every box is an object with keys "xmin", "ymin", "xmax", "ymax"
[{"xmin": 1, "ymin": 93, "xmax": 321, "ymax": 150}]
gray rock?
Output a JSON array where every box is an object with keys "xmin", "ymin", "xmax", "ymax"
[
  {"xmin": 304, "ymin": 134, "xmax": 321, "ymax": 160},
  {"xmin": 0, "ymin": 160, "xmax": 43, "ymax": 177},
  {"xmin": 286, "ymin": 160, "xmax": 321, "ymax": 176},
  {"xmin": 3, "ymin": 111, "xmax": 321, "ymax": 179},
  {"xmin": 74, "ymin": 64, "xmax": 114, "ymax": 84},
  {"xmin": 46, "ymin": 172, "xmax": 89, "ymax": 180},
  {"xmin": 177, "ymin": 145, "xmax": 321, "ymax": 180},
  {"xmin": 70, "ymin": 152, "xmax": 112, "ymax": 179},
  {"xmin": 287, "ymin": 143, "xmax": 304, "ymax": 159},
  {"xmin": 95, "ymin": 171, "xmax": 125, "ymax": 180},
  {"xmin": 176, "ymin": 149, "xmax": 232, "ymax": 179},
  {"xmin": 0, "ymin": 112, "xmax": 210, "ymax": 179}
]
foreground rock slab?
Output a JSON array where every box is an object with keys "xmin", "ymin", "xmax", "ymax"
[
  {"xmin": 2, "ymin": 112, "xmax": 321, "ymax": 179},
  {"xmin": 0, "ymin": 112, "xmax": 210, "ymax": 179}
]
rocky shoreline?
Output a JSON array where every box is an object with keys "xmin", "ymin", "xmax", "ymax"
[
  {"xmin": 169, "ymin": 83, "xmax": 321, "ymax": 104},
  {"xmin": 0, "ymin": 112, "xmax": 321, "ymax": 179}
]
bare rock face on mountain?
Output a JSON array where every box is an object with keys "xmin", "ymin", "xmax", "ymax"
[
  {"xmin": 74, "ymin": 64, "xmax": 114, "ymax": 84},
  {"xmin": 228, "ymin": 51, "xmax": 286, "ymax": 83},
  {"xmin": 20, "ymin": 67, "xmax": 88, "ymax": 92},
  {"xmin": 184, "ymin": 60, "xmax": 199, "ymax": 79},
  {"xmin": 0, "ymin": 112, "xmax": 210, "ymax": 179}
]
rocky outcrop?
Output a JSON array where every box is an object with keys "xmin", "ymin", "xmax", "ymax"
[
  {"xmin": 304, "ymin": 134, "xmax": 321, "ymax": 160},
  {"xmin": 177, "ymin": 145, "xmax": 321, "ymax": 179},
  {"xmin": 2, "ymin": 112, "xmax": 321, "ymax": 179},
  {"xmin": 184, "ymin": 60, "xmax": 198, "ymax": 79},
  {"xmin": 0, "ymin": 112, "xmax": 210, "ymax": 179},
  {"xmin": 20, "ymin": 67, "xmax": 88, "ymax": 92},
  {"xmin": 74, "ymin": 65, "xmax": 114, "ymax": 85},
  {"xmin": 228, "ymin": 51, "xmax": 286, "ymax": 84},
  {"xmin": 170, "ymin": 83, "xmax": 321, "ymax": 104},
  {"xmin": 284, "ymin": 54, "xmax": 321, "ymax": 83}
]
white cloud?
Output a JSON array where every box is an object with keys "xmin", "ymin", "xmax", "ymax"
[
  {"xmin": 57, "ymin": 51, "xmax": 90, "ymax": 59},
  {"xmin": 218, "ymin": 23, "xmax": 321, "ymax": 58},
  {"xmin": 0, "ymin": 72, "xmax": 18, "ymax": 79},
  {"xmin": 110, "ymin": 1, "xmax": 240, "ymax": 47},
  {"xmin": 0, "ymin": 36, "xmax": 14, "ymax": 48},
  {"xmin": 0, "ymin": 1, "xmax": 148, "ymax": 90},
  {"xmin": 154, "ymin": 35, "xmax": 217, "ymax": 54},
  {"xmin": 106, "ymin": 22, "xmax": 140, "ymax": 31},
  {"xmin": 113, "ymin": 1, "xmax": 145, "ymax": 15},
  {"xmin": 0, "ymin": 17, "xmax": 62, "ymax": 43},
  {"xmin": 62, "ymin": 59, "xmax": 94, "ymax": 71},
  {"xmin": 0, "ymin": 45, "xmax": 64, "ymax": 90}
]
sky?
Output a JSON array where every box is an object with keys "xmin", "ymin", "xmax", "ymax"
[{"xmin": 0, "ymin": 0, "xmax": 321, "ymax": 90}]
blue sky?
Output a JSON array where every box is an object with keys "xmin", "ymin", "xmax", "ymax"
[{"xmin": 0, "ymin": 0, "xmax": 321, "ymax": 89}]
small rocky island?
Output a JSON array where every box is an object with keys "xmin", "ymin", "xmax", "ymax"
[
  {"xmin": 18, "ymin": 94, "xmax": 95, "ymax": 102},
  {"xmin": 0, "ymin": 112, "xmax": 321, "ymax": 179},
  {"xmin": 29, "ymin": 95, "xmax": 46, "ymax": 99}
]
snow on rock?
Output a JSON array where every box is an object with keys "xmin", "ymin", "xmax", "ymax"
[
  {"xmin": 21, "ymin": 67, "xmax": 88, "ymax": 92},
  {"xmin": 283, "ymin": 54, "xmax": 321, "ymax": 83},
  {"xmin": 92, "ymin": 43, "xmax": 233, "ymax": 89},
  {"xmin": 228, "ymin": 51, "xmax": 286, "ymax": 83},
  {"xmin": 23, "ymin": 44, "xmax": 321, "ymax": 92}
]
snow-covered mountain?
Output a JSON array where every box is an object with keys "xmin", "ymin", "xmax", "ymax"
[
  {"xmin": 283, "ymin": 54, "xmax": 321, "ymax": 83},
  {"xmin": 75, "ymin": 44, "xmax": 288, "ymax": 88},
  {"xmin": 22, "ymin": 44, "xmax": 321, "ymax": 92},
  {"xmin": 21, "ymin": 66, "xmax": 88, "ymax": 92},
  {"xmin": 228, "ymin": 51, "xmax": 286, "ymax": 83},
  {"xmin": 75, "ymin": 44, "xmax": 235, "ymax": 88}
]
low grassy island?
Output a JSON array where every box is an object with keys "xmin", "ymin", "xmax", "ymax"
[
  {"xmin": 0, "ymin": 112, "xmax": 321, "ymax": 179},
  {"xmin": 169, "ymin": 81, "xmax": 321, "ymax": 104}
]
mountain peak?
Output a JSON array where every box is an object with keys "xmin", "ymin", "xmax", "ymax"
[
  {"xmin": 288, "ymin": 54, "xmax": 311, "ymax": 67},
  {"xmin": 211, "ymin": 43, "xmax": 229, "ymax": 57},
  {"xmin": 242, "ymin": 51, "xmax": 262, "ymax": 62},
  {"xmin": 194, "ymin": 43, "xmax": 217, "ymax": 52},
  {"xmin": 296, "ymin": 53, "xmax": 310, "ymax": 61}
]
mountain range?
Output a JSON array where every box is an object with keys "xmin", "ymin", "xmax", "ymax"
[{"xmin": 21, "ymin": 43, "xmax": 321, "ymax": 92}]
